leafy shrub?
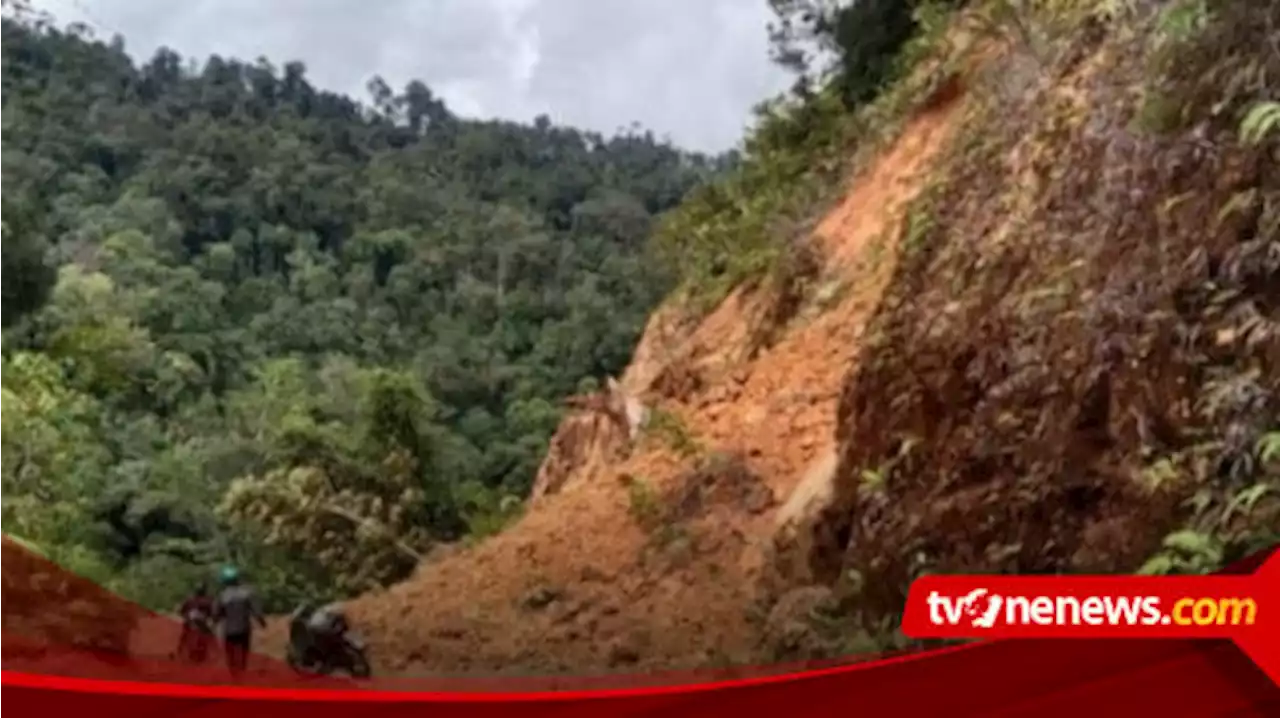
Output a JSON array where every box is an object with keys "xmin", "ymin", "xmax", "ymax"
[{"xmin": 653, "ymin": 1, "xmax": 968, "ymax": 313}]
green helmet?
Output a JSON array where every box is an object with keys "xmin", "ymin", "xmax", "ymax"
[{"xmin": 219, "ymin": 565, "xmax": 240, "ymax": 585}]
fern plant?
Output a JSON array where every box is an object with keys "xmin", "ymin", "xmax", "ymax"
[
  {"xmin": 1137, "ymin": 529, "xmax": 1224, "ymax": 575},
  {"xmin": 1239, "ymin": 101, "xmax": 1280, "ymax": 145},
  {"xmin": 1139, "ymin": 432, "xmax": 1280, "ymax": 575}
]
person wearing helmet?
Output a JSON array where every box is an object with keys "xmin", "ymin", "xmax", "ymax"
[{"xmin": 211, "ymin": 565, "xmax": 265, "ymax": 677}]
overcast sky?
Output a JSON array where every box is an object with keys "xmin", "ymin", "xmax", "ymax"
[{"xmin": 35, "ymin": 0, "xmax": 794, "ymax": 153}]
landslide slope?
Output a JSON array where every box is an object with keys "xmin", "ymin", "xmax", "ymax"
[
  {"xmin": 776, "ymin": 0, "xmax": 1280, "ymax": 628},
  {"xmin": 274, "ymin": 1, "xmax": 1278, "ymax": 678},
  {"xmin": 310, "ymin": 53, "xmax": 973, "ymax": 677}
]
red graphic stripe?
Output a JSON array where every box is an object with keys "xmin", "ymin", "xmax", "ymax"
[{"xmin": 3, "ymin": 540, "xmax": 1278, "ymax": 716}]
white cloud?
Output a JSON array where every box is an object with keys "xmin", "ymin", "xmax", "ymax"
[{"xmin": 35, "ymin": 0, "xmax": 793, "ymax": 151}]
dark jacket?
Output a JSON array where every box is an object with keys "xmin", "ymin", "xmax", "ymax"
[{"xmin": 213, "ymin": 584, "xmax": 265, "ymax": 637}]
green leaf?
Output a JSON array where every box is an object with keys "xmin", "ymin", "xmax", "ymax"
[
  {"xmin": 1219, "ymin": 483, "xmax": 1274, "ymax": 528},
  {"xmin": 1162, "ymin": 529, "xmax": 1217, "ymax": 557},
  {"xmin": 1257, "ymin": 432, "xmax": 1280, "ymax": 464},
  {"xmin": 1239, "ymin": 102, "xmax": 1280, "ymax": 145},
  {"xmin": 1136, "ymin": 554, "xmax": 1176, "ymax": 576}
]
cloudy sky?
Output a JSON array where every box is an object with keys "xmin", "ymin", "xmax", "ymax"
[{"xmin": 36, "ymin": 0, "xmax": 794, "ymax": 152}]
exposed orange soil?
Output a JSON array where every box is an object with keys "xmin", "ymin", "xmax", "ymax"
[{"xmin": 259, "ymin": 93, "xmax": 967, "ymax": 677}]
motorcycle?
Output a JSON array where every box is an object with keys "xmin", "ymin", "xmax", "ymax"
[{"xmin": 285, "ymin": 604, "xmax": 371, "ymax": 679}]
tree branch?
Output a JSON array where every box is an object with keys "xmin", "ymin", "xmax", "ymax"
[{"xmin": 317, "ymin": 503, "xmax": 425, "ymax": 562}]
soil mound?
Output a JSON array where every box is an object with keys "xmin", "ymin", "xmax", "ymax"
[{"xmin": 303, "ymin": 86, "xmax": 968, "ymax": 675}]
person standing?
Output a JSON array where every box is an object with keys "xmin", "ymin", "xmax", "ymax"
[
  {"xmin": 211, "ymin": 565, "xmax": 266, "ymax": 677},
  {"xmin": 174, "ymin": 582, "xmax": 214, "ymax": 662}
]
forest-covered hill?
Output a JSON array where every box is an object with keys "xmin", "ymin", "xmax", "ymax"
[
  {"xmin": 0, "ymin": 13, "xmax": 731, "ymax": 608},
  {"xmin": 2, "ymin": 0, "xmax": 961, "ymax": 621}
]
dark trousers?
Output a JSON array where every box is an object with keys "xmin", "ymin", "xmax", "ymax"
[
  {"xmin": 177, "ymin": 624, "xmax": 211, "ymax": 661},
  {"xmin": 224, "ymin": 631, "xmax": 251, "ymax": 675}
]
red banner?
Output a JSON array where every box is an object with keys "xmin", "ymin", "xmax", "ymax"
[
  {"xmin": 3, "ymin": 541, "xmax": 1278, "ymax": 716},
  {"xmin": 902, "ymin": 548, "xmax": 1280, "ymax": 683}
]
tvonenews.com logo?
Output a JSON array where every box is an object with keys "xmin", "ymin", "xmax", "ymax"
[
  {"xmin": 926, "ymin": 589, "xmax": 1259, "ymax": 629},
  {"xmin": 900, "ymin": 561, "xmax": 1276, "ymax": 682}
]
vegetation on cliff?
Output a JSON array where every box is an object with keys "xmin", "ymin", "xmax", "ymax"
[
  {"xmin": 773, "ymin": 0, "xmax": 1279, "ymax": 646},
  {"xmin": 652, "ymin": 0, "xmax": 970, "ymax": 313}
]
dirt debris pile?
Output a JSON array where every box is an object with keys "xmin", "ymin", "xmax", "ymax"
[
  {"xmin": 530, "ymin": 378, "xmax": 642, "ymax": 502},
  {"xmin": 308, "ymin": 70, "xmax": 966, "ymax": 675},
  {"xmin": 271, "ymin": 2, "xmax": 1279, "ymax": 677}
]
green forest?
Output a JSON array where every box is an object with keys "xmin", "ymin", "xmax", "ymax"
[
  {"xmin": 1, "ymin": 0, "xmax": 954, "ymax": 612},
  {"xmin": 0, "ymin": 12, "xmax": 738, "ymax": 608}
]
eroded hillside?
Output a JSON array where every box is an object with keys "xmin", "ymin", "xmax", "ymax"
[
  {"xmin": 774, "ymin": 0, "xmax": 1280, "ymax": 629},
  {"xmin": 275, "ymin": 52, "xmax": 973, "ymax": 677},
  {"xmin": 265, "ymin": 1, "xmax": 1279, "ymax": 675}
]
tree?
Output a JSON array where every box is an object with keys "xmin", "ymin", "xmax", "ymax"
[
  {"xmin": 0, "ymin": 12, "xmax": 726, "ymax": 607},
  {"xmin": 766, "ymin": 0, "xmax": 966, "ymax": 107},
  {"xmin": 219, "ymin": 452, "xmax": 431, "ymax": 593},
  {"xmin": 0, "ymin": 219, "xmax": 55, "ymax": 327}
]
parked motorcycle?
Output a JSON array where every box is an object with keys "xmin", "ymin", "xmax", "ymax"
[{"xmin": 285, "ymin": 603, "xmax": 371, "ymax": 679}]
